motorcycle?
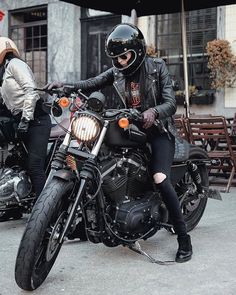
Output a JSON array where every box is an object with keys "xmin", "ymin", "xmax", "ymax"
[
  {"xmin": 0, "ymin": 96, "xmax": 68, "ymax": 221},
  {"xmin": 15, "ymin": 88, "xmax": 212, "ymax": 291}
]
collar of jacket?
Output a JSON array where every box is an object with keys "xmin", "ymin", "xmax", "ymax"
[{"xmin": 112, "ymin": 57, "xmax": 160, "ymax": 107}]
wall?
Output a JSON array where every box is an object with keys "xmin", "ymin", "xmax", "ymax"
[
  {"xmin": 224, "ymin": 4, "xmax": 236, "ymax": 111},
  {"xmin": 0, "ymin": 0, "xmax": 81, "ymax": 85},
  {"xmin": 47, "ymin": 1, "xmax": 81, "ymax": 83}
]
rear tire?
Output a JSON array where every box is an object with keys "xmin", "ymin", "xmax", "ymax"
[
  {"xmin": 180, "ymin": 146, "xmax": 209, "ymax": 232},
  {"xmin": 176, "ymin": 146, "xmax": 209, "ymax": 232},
  {"xmin": 15, "ymin": 179, "xmax": 73, "ymax": 291}
]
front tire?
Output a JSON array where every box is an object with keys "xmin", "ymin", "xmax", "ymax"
[{"xmin": 15, "ymin": 179, "xmax": 73, "ymax": 291}]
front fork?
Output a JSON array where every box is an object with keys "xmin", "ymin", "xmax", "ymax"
[{"xmin": 58, "ymin": 120, "xmax": 109, "ymax": 243}]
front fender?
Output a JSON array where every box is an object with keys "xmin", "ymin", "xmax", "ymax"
[{"xmin": 52, "ymin": 169, "xmax": 76, "ymax": 182}]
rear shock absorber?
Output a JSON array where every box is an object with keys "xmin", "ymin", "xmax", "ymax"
[{"xmin": 186, "ymin": 161, "xmax": 204, "ymax": 194}]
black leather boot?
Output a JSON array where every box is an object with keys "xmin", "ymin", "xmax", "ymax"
[{"xmin": 175, "ymin": 234, "xmax": 192, "ymax": 263}]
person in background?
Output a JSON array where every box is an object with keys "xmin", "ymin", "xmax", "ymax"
[
  {"xmin": 0, "ymin": 37, "xmax": 51, "ymax": 221},
  {"xmin": 44, "ymin": 23, "xmax": 192, "ymax": 263}
]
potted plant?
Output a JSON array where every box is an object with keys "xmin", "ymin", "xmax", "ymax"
[
  {"xmin": 190, "ymin": 89, "xmax": 215, "ymax": 105},
  {"xmin": 174, "ymin": 90, "xmax": 185, "ymax": 105},
  {"xmin": 174, "ymin": 86, "xmax": 215, "ymax": 105},
  {"xmin": 206, "ymin": 39, "xmax": 236, "ymax": 89}
]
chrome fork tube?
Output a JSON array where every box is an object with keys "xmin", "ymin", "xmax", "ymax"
[{"xmin": 91, "ymin": 120, "xmax": 109, "ymax": 156}]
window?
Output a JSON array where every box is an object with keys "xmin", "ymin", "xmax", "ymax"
[
  {"xmin": 9, "ymin": 6, "xmax": 47, "ymax": 87},
  {"xmin": 155, "ymin": 8, "xmax": 217, "ymax": 91}
]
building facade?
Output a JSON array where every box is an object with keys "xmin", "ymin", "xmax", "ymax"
[{"xmin": 1, "ymin": 0, "xmax": 236, "ymax": 116}]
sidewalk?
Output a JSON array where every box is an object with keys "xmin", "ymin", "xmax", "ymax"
[{"xmin": 0, "ymin": 188, "xmax": 236, "ymax": 295}]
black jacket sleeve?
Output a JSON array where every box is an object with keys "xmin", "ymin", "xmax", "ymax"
[
  {"xmin": 153, "ymin": 59, "xmax": 176, "ymax": 120},
  {"xmin": 73, "ymin": 68, "xmax": 114, "ymax": 92}
]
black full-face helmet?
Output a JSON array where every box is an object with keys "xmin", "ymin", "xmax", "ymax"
[{"xmin": 105, "ymin": 23, "xmax": 146, "ymax": 76}]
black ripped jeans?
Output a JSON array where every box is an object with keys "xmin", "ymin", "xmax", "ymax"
[
  {"xmin": 149, "ymin": 132, "xmax": 187, "ymax": 236},
  {"xmin": 24, "ymin": 114, "xmax": 51, "ymax": 197}
]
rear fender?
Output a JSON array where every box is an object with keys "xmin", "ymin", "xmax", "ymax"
[{"xmin": 171, "ymin": 144, "xmax": 209, "ymax": 185}]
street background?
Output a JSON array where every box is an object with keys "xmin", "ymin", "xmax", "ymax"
[{"xmin": 0, "ymin": 188, "xmax": 236, "ymax": 295}]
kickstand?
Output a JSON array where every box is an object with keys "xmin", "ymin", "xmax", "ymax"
[{"xmin": 127, "ymin": 241, "xmax": 175, "ymax": 265}]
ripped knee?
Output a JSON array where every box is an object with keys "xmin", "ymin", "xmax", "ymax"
[{"xmin": 153, "ymin": 172, "xmax": 167, "ymax": 184}]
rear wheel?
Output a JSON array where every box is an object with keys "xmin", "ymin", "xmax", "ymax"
[
  {"xmin": 177, "ymin": 146, "xmax": 209, "ymax": 232},
  {"xmin": 15, "ymin": 179, "xmax": 74, "ymax": 291}
]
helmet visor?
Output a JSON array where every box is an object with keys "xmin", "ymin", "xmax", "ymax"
[{"xmin": 106, "ymin": 40, "xmax": 131, "ymax": 57}]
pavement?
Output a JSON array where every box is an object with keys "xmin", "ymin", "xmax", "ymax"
[{"xmin": 0, "ymin": 186, "xmax": 236, "ymax": 295}]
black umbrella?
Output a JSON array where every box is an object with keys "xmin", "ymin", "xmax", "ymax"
[
  {"xmin": 60, "ymin": 0, "xmax": 236, "ymax": 16},
  {"xmin": 60, "ymin": 0, "xmax": 236, "ymax": 116}
]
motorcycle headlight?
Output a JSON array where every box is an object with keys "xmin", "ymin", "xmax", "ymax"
[{"xmin": 72, "ymin": 113, "xmax": 101, "ymax": 143}]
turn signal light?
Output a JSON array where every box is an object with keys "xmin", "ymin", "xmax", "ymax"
[
  {"xmin": 66, "ymin": 155, "xmax": 77, "ymax": 171},
  {"xmin": 58, "ymin": 97, "xmax": 70, "ymax": 108},
  {"xmin": 118, "ymin": 117, "xmax": 129, "ymax": 129}
]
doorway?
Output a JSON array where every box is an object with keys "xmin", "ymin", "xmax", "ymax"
[{"xmin": 81, "ymin": 9, "xmax": 121, "ymax": 107}]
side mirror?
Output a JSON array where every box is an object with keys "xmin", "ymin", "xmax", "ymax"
[
  {"xmin": 51, "ymin": 101, "xmax": 62, "ymax": 117},
  {"xmin": 87, "ymin": 91, "xmax": 105, "ymax": 112}
]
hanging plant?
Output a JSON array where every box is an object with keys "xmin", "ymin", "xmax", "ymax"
[{"xmin": 206, "ymin": 39, "xmax": 236, "ymax": 88}]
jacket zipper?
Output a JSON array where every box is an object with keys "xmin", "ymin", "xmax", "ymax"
[{"xmin": 113, "ymin": 82, "xmax": 127, "ymax": 108}]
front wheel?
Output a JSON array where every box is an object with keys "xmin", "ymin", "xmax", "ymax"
[
  {"xmin": 177, "ymin": 146, "xmax": 209, "ymax": 232},
  {"xmin": 15, "ymin": 179, "xmax": 74, "ymax": 291}
]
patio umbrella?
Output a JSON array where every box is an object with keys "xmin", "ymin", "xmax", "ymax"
[
  {"xmin": 60, "ymin": 0, "xmax": 236, "ymax": 16},
  {"xmin": 60, "ymin": 0, "xmax": 236, "ymax": 116}
]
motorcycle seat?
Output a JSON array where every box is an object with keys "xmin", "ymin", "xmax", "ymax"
[{"xmin": 173, "ymin": 137, "xmax": 190, "ymax": 163}]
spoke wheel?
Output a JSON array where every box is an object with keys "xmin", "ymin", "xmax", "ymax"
[
  {"xmin": 176, "ymin": 146, "xmax": 209, "ymax": 232},
  {"xmin": 15, "ymin": 179, "xmax": 74, "ymax": 291}
]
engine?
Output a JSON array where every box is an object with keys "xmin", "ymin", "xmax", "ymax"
[
  {"xmin": 114, "ymin": 194, "xmax": 164, "ymax": 233},
  {"xmin": 101, "ymin": 150, "xmax": 152, "ymax": 203},
  {"xmin": 0, "ymin": 168, "xmax": 32, "ymax": 206},
  {"xmin": 99, "ymin": 150, "xmax": 167, "ymax": 241}
]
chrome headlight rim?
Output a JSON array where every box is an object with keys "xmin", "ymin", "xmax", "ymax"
[{"xmin": 71, "ymin": 112, "xmax": 101, "ymax": 143}]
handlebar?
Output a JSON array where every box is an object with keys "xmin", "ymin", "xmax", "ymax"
[
  {"xmin": 34, "ymin": 87, "xmax": 65, "ymax": 96},
  {"xmin": 34, "ymin": 87, "xmax": 143, "ymax": 122},
  {"xmin": 103, "ymin": 108, "xmax": 143, "ymax": 123}
]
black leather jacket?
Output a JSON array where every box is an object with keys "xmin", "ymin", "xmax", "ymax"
[{"xmin": 74, "ymin": 57, "xmax": 178, "ymax": 137}]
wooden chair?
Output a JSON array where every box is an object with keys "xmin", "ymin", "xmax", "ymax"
[
  {"xmin": 227, "ymin": 113, "xmax": 236, "ymax": 138},
  {"xmin": 174, "ymin": 114, "xmax": 189, "ymax": 141},
  {"xmin": 186, "ymin": 116, "xmax": 236, "ymax": 192}
]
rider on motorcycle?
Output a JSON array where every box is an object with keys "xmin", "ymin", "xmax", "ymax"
[
  {"xmin": 0, "ymin": 37, "xmax": 52, "ymax": 221},
  {"xmin": 44, "ymin": 23, "xmax": 192, "ymax": 263}
]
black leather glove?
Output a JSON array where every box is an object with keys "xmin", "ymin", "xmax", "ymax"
[
  {"xmin": 43, "ymin": 81, "xmax": 64, "ymax": 91},
  {"xmin": 142, "ymin": 108, "xmax": 157, "ymax": 129},
  {"xmin": 17, "ymin": 118, "xmax": 30, "ymax": 139}
]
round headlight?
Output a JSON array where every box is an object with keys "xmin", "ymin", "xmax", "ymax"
[{"xmin": 72, "ymin": 114, "xmax": 101, "ymax": 143}]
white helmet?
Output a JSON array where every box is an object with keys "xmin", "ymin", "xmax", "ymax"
[{"xmin": 0, "ymin": 37, "xmax": 20, "ymax": 64}]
